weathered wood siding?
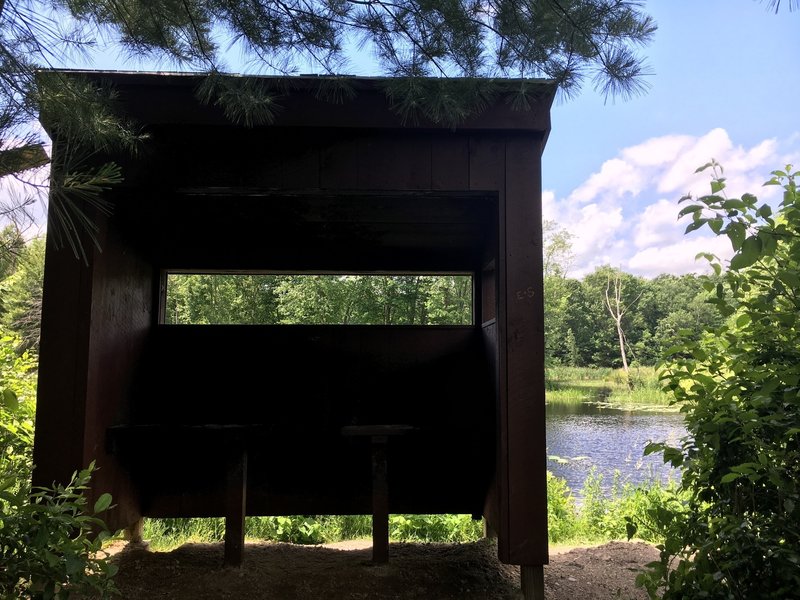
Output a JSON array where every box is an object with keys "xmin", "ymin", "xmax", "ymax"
[{"xmin": 34, "ymin": 74, "xmax": 553, "ymax": 565}]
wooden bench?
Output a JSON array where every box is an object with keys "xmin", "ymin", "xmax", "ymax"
[
  {"xmin": 107, "ymin": 424, "xmax": 269, "ymax": 566},
  {"xmin": 340, "ymin": 425, "xmax": 416, "ymax": 563}
]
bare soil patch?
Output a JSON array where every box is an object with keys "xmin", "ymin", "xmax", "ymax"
[{"xmin": 101, "ymin": 539, "xmax": 658, "ymax": 599}]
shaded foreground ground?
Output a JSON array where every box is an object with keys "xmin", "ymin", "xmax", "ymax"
[{"xmin": 101, "ymin": 539, "xmax": 659, "ymax": 599}]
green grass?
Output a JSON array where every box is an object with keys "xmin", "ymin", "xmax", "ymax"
[
  {"xmin": 546, "ymin": 366, "xmax": 673, "ymax": 407},
  {"xmin": 141, "ymin": 513, "xmax": 482, "ymax": 551},
  {"xmin": 137, "ymin": 471, "xmax": 676, "ymax": 551}
]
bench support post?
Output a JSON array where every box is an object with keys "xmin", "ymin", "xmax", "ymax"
[
  {"xmin": 371, "ymin": 437, "xmax": 389, "ymax": 564},
  {"xmin": 224, "ymin": 450, "xmax": 247, "ymax": 567},
  {"xmin": 123, "ymin": 518, "xmax": 144, "ymax": 543},
  {"xmin": 340, "ymin": 425, "xmax": 415, "ymax": 565},
  {"xmin": 521, "ymin": 565, "xmax": 544, "ymax": 600}
]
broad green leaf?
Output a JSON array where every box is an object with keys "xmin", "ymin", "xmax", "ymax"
[
  {"xmin": 93, "ymin": 492, "xmax": 113, "ymax": 513},
  {"xmin": 710, "ymin": 179, "xmax": 726, "ymax": 194},
  {"xmin": 730, "ymin": 236, "xmax": 762, "ymax": 270},
  {"xmin": 778, "ymin": 269, "xmax": 800, "ymax": 289},
  {"xmin": 663, "ymin": 345, "xmax": 687, "ymax": 356},
  {"xmin": 720, "ymin": 472, "xmax": 741, "ymax": 483},
  {"xmin": 644, "ymin": 442, "xmax": 665, "ymax": 456},
  {"xmin": 722, "ymin": 199, "xmax": 745, "ymax": 210},
  {"xmin": 678, "ymin": 204, "xmax": 704, "ymax": 218},
  {"xmin": 759, "ymin": 230, "xmax": 778, "ymax": 256},
  {"xmin": 735, "ymin": 314, "xmax": 751, "ymax": 328},
  {"xmin": 727, "ymin": 222, "xmax": 746, "ymax": 250},
  {"xmin": 730, "ymin": 464, "xmax": 758, "ymax": 474},
  {"xmin": 1, "ymin": 388, "xmax": 18, "ymax": 412},
  {"xmin": 685, "ymin": 219, "xmax": 707, "ymax": 234}
]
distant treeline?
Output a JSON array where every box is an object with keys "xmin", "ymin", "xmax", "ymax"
[
  {"xmin": 165, "ymin": 273, "xmax": 473, "ymax": 326},
  {"xmin": 544, "ymin": 265, "xmax": 722, "ymax": 368}
]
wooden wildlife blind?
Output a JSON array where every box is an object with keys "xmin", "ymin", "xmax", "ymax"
[{"xmin": 34, "ymin": 71, "xmax": 556, "ymax": 597}]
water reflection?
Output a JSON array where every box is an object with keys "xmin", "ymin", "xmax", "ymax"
[{"xmin": 546, "ymin": 401, "xmax": 686, "ymax": 496}]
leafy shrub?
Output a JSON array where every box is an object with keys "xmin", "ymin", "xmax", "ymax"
[
  {"xmin": 546, "ymin": 471, "xmax": 577, "ymax": 543},
  {"xmin": 2, "ymin": 333, "xmax": 117, "ymax": 599},
  {"xmin": 0, "ymin": 334, "xmax": 37, "ymax": 490},
  {"xmin": 269, "ymin": 516, "xmax": 324, "ymax": 544},
  {"xmin": 640, "ymin": 164, "xmax": 800, "ymax": 599},
  {"xmin": 0, "ymin": 463, "xmax": 118, "ymax": 599},
  {"xmin": 389, "ymin": 514, "xmax": 481, "ymax": 543}
]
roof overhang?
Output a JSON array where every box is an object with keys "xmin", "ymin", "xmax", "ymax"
[{"xmin": 38, "ymin": 70, "xmax": 556, "ymax": 136}]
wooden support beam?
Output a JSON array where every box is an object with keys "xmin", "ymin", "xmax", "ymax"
[
  {"xmin": 371, "ymin": 438, "xmax": 389, "ymax": 564},
  {"xmin": 521, "ymin": 565, "xmax": 544, "ymax": 600},
  {"xmin": 341, "ymin": 425, "xmax": 415, "ymax": 564},
  {"xmin": 224, "ymin": 450, "xmax": 248, "ymax": 567},
  {"xmin": 123, "ymin": 518, "xmax": 144, "ymax": 544}
]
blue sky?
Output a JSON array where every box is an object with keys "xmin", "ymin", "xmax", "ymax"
[
  {"xmin": 541, "ymin": 2, "xmax": 799, "ymax": 277},
  {"xmin": 4, "ymin": 2, "xmax": 798, "ymax": 278}
]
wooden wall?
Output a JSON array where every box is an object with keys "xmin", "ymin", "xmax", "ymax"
[
  {"xmin": 35, "ymin": 76, "xmax": 551, "ymax": 565},
  {"xmin": 34, "ymin": 206, "xmax": 154, "ymax": 532},
  {"xmin": 112, "ymin": 325, "xmax": 494, "ymax": 517}
]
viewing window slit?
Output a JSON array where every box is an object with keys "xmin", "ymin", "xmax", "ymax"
[{"xmin": 162, "ymin": 273, "xmax": 474, "ymax": 325}]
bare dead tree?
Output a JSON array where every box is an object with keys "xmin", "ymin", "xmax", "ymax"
[{"xmin": 604, "ymin": 272, "xmax": 643, "ymax": 380}]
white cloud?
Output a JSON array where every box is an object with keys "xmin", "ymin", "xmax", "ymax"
[
  {"xmin": 567, "ymin": 158, "xmax": 644, "ymax": 204},
  {"xmin": 628, "ymin": 235, "xmax": 733, "ymax": 279},
  {"xmin": 547, "ymin": 128, "xmax": 798, "ymax": 278},
  {"xmin": 621, "ymin": 134, "xmax": 693, "ymax": 168},
  {"xmin": 632, "ymin": 199, "xmax": 683, "ymax": 249}
]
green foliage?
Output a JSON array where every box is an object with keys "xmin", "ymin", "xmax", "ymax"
[
  {"xmin": 546, "ymin": 366, "xmax": 670, "ymax": 406},
  {"xmin": 546, "ymin": 265, "xmax": 718, "ymax": 368},
  {"xmin": 267, "ymin": 516, "xmax": 325, "ymax": 544},
  {"xmin": 0, "ymin": 463, "xmax": 118, "ymax": 600},
  {"xmin": 0, "ymin": 238, "xmax": 45, "ymax": 352},
  {"xmin": 0, "ymin": 332, "xmax": 37, "ymax": 489},
  {"xmin": 640, "ymin": 164, "xmax": 800, "ymax": 599},
  {"xmin": 1, "ymin": 331, "xmax": 117, "ymax": 599},
  {"xmin": 546, "ymin": 469, "xmax": 680, "ymax": 545},
  {"xmin": 165, "ymin": 274, "xmax": 280, "ymax": 325},
  {"xmin": 389, "ymin": 514, "xmax": 482, "ymax": 542},
  {"xmin": 141, "ymin": 472, "xmax": 677, "ymax": 550},
  {"xmin": 141, "ymin": 513, "xmax": 480, "ymax": 550},
  {"xmin": 165, "ymin": 273, "xmax": 472, "ymax": 326},
  {"xmin": 546, "ymin": 472, "xmax": 577, "ymax": 542}
]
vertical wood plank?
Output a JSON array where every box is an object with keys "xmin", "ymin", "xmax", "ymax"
[
  {"xmin": 357, "ymin": 135, "xmax": 431, "ymax": 190},
  {"xmin": 521, "ymin": 565, "xmax": 545, "ymax": 600},
  {"xmin": 224, "ymin": 450, "xmax": 248, "ymax": 567},
  {"xmin": 320, "ymin": 135, "xmax": 360, "ymax": 189},
  {"xmin": 431, "ymin": 134, "xmax": 469, "ymax": 190},
  {"xmin": 504, "ymin": 133, "xmax": 548, "ymax": 566},
  {"xmin": 371, "ymin": 439, "xmax": 389, "ymax": 564},
  {"xmin": 469, "ymin": 134, "xmax": 509, "ymax": 560},
  {"xmin": 83, "ymin": 207, "xmax": 152, "ymax": 532},
  {"xmin": 32, "ymin": 230, "xmax": 91, "ymax": 490}
]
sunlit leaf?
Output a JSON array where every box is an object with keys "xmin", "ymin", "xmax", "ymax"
[
  {"xmin": 729, "ymin": 236, "xmax": 762, "ymax": 270},
  {"xmin": 93, "ymin": 492, "xmax": 113, "ymax": 513}
]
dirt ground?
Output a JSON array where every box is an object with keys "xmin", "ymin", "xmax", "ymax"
[{"xmin": 101, "ymin": 538, "xmax": 659, "ymax": 599}]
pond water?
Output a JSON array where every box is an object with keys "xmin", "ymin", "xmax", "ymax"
[{"xmin": 546, "ymin": 401, "xmax": 686, "ymax": 495}]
